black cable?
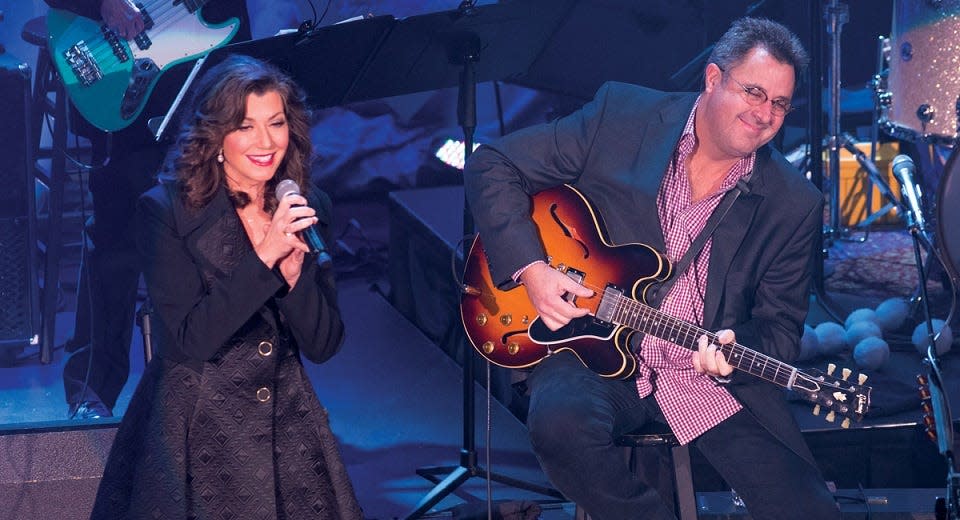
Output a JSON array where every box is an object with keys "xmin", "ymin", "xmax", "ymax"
[{"xmin": 316, "ymin": 0, "xmax": 331, "ymax": 27}]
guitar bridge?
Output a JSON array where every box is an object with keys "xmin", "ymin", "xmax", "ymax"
[{"xmin": 64, "ymin": 42, "xmax": 102, "ymax": 86}]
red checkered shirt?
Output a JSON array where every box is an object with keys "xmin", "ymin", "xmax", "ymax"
[{"xmin": 635, "ymin": 97, "xmax": 755, "ymax": 445}]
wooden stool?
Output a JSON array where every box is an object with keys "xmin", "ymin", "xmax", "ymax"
[{"xmin": 575, "ymin": 423, "xmax": 697, "ymax": 520}]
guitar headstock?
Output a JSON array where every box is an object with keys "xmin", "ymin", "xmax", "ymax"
[{"xmin": 793, "ymin": 363, "xmax": 872, "ymax": 428}]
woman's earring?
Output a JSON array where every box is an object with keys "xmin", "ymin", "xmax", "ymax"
[{"xmin": 217, "ymin": 149, "xmax": 224, "ymax": 163}]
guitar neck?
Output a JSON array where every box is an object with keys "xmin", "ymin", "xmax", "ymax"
[{"xmin": 598, "ymin": 288, "xmax": 799, "ymax": 389}]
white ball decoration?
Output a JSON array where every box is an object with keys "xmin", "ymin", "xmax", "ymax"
[
  {"xmin": 874, "ymin": 298, "xmax": 910, "ymax": 332},
  {"xmin": 853, "ymin": 336, "xmax": 890, "ymax": 370},
  {"xmin": 912, "ymin": 319, "xmax": 954, "ymax": 356},
  {"xmin": 845, "ymin": 308, "xmax": 878, "ymax": 329},
  {"xmin": 815, "ymin": 321, "xmax": 847, "ymax": 356},
  {"xmin": 798, "ymin": 324, "xmax": 819, "ymax": 361},
  {"xmin": 845, "ymin": 320, "xmax": 883, "ymax": 348}
]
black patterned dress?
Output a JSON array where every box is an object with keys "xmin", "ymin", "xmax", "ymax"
[{"xmin": 89, "ymin": 183, "xmax": 362, "ymax": 519}]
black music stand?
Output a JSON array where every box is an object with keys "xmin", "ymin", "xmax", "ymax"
[
  {"xmin": 340, "ymin": 3, "xmax": 574, "ymax": 517},
  {"xmin": 150, "ymin": 14, "xmax": 396, "ymax": 141},
  {"xmin": 154, "ymin": 3, "xmax": 574, "ymax": 517}
]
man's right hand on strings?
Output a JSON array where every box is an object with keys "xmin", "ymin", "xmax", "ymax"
[
  {"xmin": 519, "ymin": 262, "xmax": 594, "ymax": 331},
  {"xmin": 101, "ymin": 0, "xmax": 143, "ymax": 39}
]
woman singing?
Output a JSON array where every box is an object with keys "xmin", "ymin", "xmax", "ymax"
[{"xmin": 90, "ymin": 54, "xmax": 362, "ymax": 519}]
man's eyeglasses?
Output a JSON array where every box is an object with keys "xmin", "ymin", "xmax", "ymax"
[{"xmin": 719, "ymin": 67, "xmax": 793, "ymax": 117}]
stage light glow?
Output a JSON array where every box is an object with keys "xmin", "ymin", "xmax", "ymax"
[{"xmin": 435, "ymin": 139, "xmax": 481, "ymax": 170}]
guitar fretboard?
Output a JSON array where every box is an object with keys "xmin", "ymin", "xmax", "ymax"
[{"xmin": 598, "ymin": 287, "xmax": 798, "ymax": 389}]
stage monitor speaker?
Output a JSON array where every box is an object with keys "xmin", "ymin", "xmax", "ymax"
[
  {"xmin": 0, "ymin": 420, "xmax": 117, "ymax": 520},
  {"xmin": 0, "ymin": 53, "xmax": 39, "ymax": 357}
]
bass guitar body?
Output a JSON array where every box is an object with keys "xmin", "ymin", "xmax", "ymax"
[{"xmin": 47, "ymin": 7, "xmax": 239, "ymax": 132}]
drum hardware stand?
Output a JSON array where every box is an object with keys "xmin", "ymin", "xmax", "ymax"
[{"xmin": 822, "ymin": 0, "xmax": 851, "ymax": 247}]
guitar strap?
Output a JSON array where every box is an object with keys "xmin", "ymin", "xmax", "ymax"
[{"xmin": 649, "ymin": 173, "xmax": 753, "ymax": 308}]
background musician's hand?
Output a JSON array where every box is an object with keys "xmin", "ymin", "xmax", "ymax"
[
  {"xmin": 692, "ymin": 329, "xmax": 735, "ymax": 377},
  {"xmin": 519, "ymin": 262, "xmax": 594, "ymax": 331},
  {"xmin": 101, "ymin": 0, "xmax": 144, "ymax": 39}
]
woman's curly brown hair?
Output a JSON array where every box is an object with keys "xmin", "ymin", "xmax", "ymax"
[{"xmin": 172, "ymin": 54, "xmax": 313, "ymax": 213}]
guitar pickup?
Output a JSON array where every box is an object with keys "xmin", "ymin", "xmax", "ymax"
[
  {"xmin": 596, "ymin": 285, "xmax": 623, "ymax": 323},
  {"xmin": 561, "ymin": 267, "xmax": 584, "ymax": 303},
  {"xmin": 100, "ymin": 25, "xmax": 130, "ymax": 62},
  {"xmin": 133, "ymin": 4, "xmax": 154, "ymax": 50}
]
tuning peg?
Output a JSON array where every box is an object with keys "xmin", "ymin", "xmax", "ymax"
[
  {"xmin": 919, "ymin": 386, "xmax": 931, "ymax": 400},
  {"xmin": 841, "ymin": 418, "xmax": 851, "ymax": 429},
  {"xmin": 827, "ymin": 363, "xmax": 836, "ymax": 376},
  {"xmin": 858, "ymin": 373, "xmax": 868, "ymax": 385},
  {"xmin": 812, "ymin": 404, "xmax": 821, "ymax": 416},
  {"xmin": 917, "ymin": 374, "xmax": 928, "ymax": 385},
  {"xmin": 921, "ymin": 402, "xmax": 933, "ymax": 414},
  {"xmin": 826, "ymin": 411, "xmax": 836, "ymax": 423},
  {"xmin": 842, "ymin": 368, "xmax": 851, "ymax": 381},
  {"xmin": 926, "ymin": 430, "xmax": 938, "ymax": 443},
  {"xmin": 923, "ymin": 415, "xmax": 936, "ymax": 428}
]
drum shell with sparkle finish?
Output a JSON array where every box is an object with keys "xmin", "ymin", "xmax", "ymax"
[{"xmin": 883, "ymin": 0, "xmax": 960, "ymax": 143}]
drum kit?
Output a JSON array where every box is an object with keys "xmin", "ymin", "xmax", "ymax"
[
  {"xmin": 825, "ymin": 3, "xmax": 960, "ymax": 517},
  {"xmin": 822, "ymin": 0, "xmax": 959, "ymax": 303}
]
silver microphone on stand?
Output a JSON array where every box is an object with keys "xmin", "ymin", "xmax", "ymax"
[{"xmin": 890, "ymin": 154, "xmax": 927, "ymax": 231}]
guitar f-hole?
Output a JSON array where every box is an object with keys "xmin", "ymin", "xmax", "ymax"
[{"xmin": 549, "ymin": 203, "xmax": 590, "ymax": 258}]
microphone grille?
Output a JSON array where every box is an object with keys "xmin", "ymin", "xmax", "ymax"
[
  {"xmin": 891, "ymin": 154, "xmax": 914, "ymax": 171},
  {"xmin": 275, "ymin": 179, "xmax": 300, "ymax": 199}
]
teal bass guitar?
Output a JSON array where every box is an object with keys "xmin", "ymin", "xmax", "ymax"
[{"xmin": 46, "ymin": 1, "xmax": 239, "ymax": 132}]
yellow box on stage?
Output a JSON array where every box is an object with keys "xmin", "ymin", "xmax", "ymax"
[{"xmin": 825, "ymin": 141, "xmax": 900, "ymax": 227}]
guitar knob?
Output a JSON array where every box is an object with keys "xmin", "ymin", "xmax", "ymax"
[
  {"xmin": 462, "ymin": 284, "xmax": 481, "ymax": 296},
  {"xmin": 500, "ymin": 314, "xmax": 513, "ymax": 326},
  {"xmin": 476, "ymin": 314, "xmax": 488, "ymax": 326},
  {"xmin": 482, "ymin": 341, "xmax": 495, "ymax": 354},
  {"xmin": 507, "ymin": 342, "xmax": 520, "ymax": 355}
]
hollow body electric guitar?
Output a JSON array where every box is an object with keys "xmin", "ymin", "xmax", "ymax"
[
  {"xmin": 46, "ymin": 2, "xmax": 240, "ymax": 132},
  {"xmin": 461, "ymin": 184, "xmax": 872, "ymax": 425}
]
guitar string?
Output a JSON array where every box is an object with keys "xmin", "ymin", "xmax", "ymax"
[
  {"xmin": 72, "ymin": 0, "xmax": 205, "ymax": 65},
  {"xmin": 617, "ymin": 288, "xmax": 793, "ymax": 386},
  {"xmin": 583, "ymin": 280, "xmax": 797, "ymax": 387},
  {"xmin": 574, "ymin": 276, "xmax": 794, "ymax": 386}
]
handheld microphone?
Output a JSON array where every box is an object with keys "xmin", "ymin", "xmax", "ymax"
[
  {"xmin": 890, "ymin": 154, "xmax": 926, "ymax": 230},
  {"xmin": 275, "ymin": 179, "xmax": 332, "ymax": 265}
]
